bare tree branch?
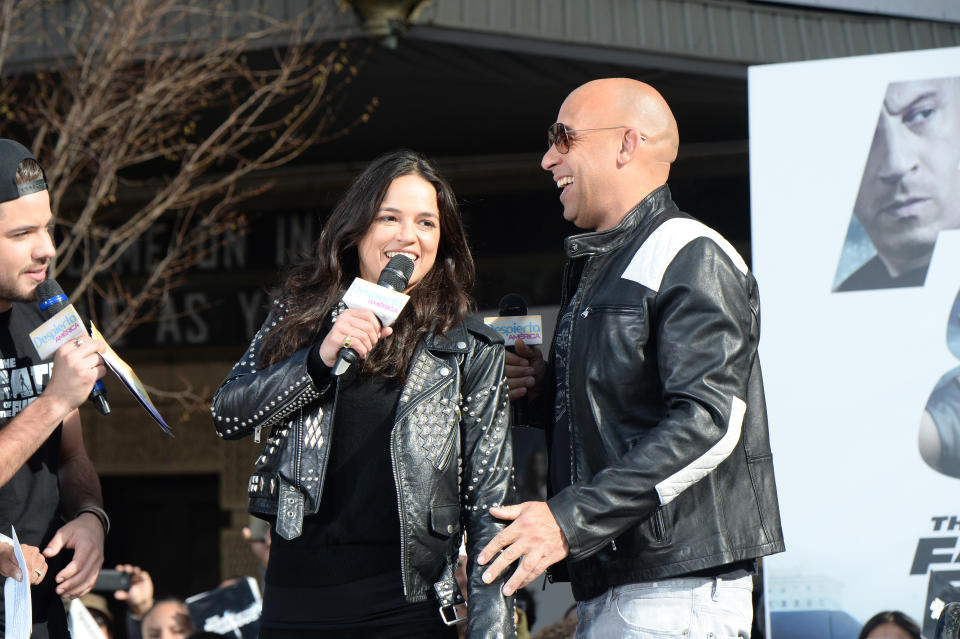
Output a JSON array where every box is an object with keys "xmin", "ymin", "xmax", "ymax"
[{"xmin": 0, "ymin": 0, "xmax": 374, "ymax": 343}]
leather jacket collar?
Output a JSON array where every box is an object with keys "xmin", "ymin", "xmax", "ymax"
[
  {"xmin": 421, "ymin": 322, "xmax": 473, "ymax": 353},
  {"xmin": 564, "ymin": 184, "xmax": 672, "ymax": 258}
]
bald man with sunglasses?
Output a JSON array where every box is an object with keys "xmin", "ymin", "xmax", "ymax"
[{"xmin": 479, "ymin": 79, "xmax": 785, "ymax": 638}]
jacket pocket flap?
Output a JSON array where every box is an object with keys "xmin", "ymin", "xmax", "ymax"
[{"xmin": 430, "ymin": 504, "xmax": 460, "ymax": 536}]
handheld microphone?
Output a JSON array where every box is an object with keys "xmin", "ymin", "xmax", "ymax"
[
  {"xmin": 35, "ymin": 279, "xmax": 111, "ymax": 415},
  {"xmin": 498, "ymin": 293, "xmax": 528, "ymax": 427},
  {"xmin": 332, "ymin": 254, "xmax": 415, "ymax": 377},
  {"xmin": 498, "ymin": 293, "xmax": 527, "ymax": 318}
]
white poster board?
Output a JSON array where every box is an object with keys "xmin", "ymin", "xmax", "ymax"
[
  {"xmin": 750, "ymin": 46, "xmax": 960, "ymax": 638},
  {"xmin": 750, "ymin": 0, "xmax": 960, "ymax": 23}
]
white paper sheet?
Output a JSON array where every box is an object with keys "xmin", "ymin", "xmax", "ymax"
[
  {"xmin": 67, "ymin": 598, "xmax": 107, "ymax": 639},
  {"xmin": 90, "ymin": 322, "xmax": 173, "ymax": 435},
  {"xmin": 2, "ymin": 527, "xmax": 32, "ymax": 639}
]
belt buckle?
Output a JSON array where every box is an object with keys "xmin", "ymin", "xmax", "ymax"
[{"xmin": 439, "ymin": 603, "xmax": 466, "ymax": 626}]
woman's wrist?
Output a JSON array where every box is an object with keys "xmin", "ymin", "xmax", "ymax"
[{"xmin": 308, "ymin": 343, "xmax": 333, "ymax": 382}]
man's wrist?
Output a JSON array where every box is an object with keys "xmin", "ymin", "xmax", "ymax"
[
  {"xmin": 75, "ymin": 505, "xmax": 110, "ymax": 536},
  {"xmin": 27, "ymin": 394, "xmax": 73, "ymax": 427}
]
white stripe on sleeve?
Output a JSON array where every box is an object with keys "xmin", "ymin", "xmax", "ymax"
[{"xmin": 655, "ymin": 396, "xmax": 747, "ymax": 506}]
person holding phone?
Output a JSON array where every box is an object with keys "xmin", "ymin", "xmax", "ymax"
[
  {"xmin": 211, "ymin": 150, "xmax": 516, "ymax": 638},
  {"xmin": 95, "ymin": 564, "xmax": 155, "ymax": 639}
]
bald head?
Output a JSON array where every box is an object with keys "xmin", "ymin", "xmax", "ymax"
[
  {"xmin": 570, "ymin": 78, "xmax": 679, "ymax": 165},
  {"xmin": 542, "ymin": 78, "xmax": 679, "ymax": 231}
]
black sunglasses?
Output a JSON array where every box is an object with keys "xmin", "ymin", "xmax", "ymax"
[
  {"xmin": 547, "ymin": 122, "xmax": 627, "ymax": 153},
  {"xmin": 547, "ymin": 122, "xmax": 644, "ymax": 154}
]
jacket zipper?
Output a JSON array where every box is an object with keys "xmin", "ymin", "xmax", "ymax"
[
  {"xmin": 294, "ymin": 393, "xmax": 308, "ymax": 491},
  {"xmin": 390, "ymin": 427, "xmax": 410, "ymax": 596}
]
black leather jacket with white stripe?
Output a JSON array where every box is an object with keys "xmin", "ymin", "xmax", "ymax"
[
  {"xmin": 211, "ymin": 306, "xmax": 516, "ymax": 638},
  {"xmin": 542, "ymin": 185, "xmax": 785, "ymax": 601}
]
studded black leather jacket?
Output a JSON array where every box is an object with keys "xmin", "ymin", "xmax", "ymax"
[
  {"xmin": 211, "ymin": 304, "xmax": 517, "ymax": 638},
  {"xmin": 541, "ymin": 185, "xmax": 785, "ymax": 601}
]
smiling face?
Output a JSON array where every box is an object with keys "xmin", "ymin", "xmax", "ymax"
[
  {"xmin": 0, "ymin": 190, "xmax": 55, "ymax": 312},
  {"xmin": 853, "ymin": 77, "xmax": 960, "ymax": 274},
  {"xmin": 357, "ymin": 173, "xmax": 440, "ymax": 291},
  {"xmin": 541, "ymin": 88, "xmax": 625, "ymax": 232}
]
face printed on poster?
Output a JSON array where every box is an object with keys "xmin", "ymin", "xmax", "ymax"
[
  {"xmin": 750, "ymin": 46, "xmax": 960, "ymax": 637},
  {"xmin": 833, "ymin": 75, "xmax": 960, "ymax": 293}
]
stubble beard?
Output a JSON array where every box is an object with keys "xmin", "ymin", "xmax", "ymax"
[{"xmin": 0, "ymin": 275, "xmax": 40, "ymax": 308}]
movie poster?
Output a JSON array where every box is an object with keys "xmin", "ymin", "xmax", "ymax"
[{"xmin": 749, "ymin": 46, "xmax": 960, "ymax": 638}]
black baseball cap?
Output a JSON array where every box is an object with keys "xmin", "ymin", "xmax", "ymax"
[{"xmin": 0, "ymin": 139, "xmax": 47, "ymax": 204}]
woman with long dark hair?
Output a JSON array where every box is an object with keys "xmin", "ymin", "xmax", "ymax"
[{"xmin": 211, "ymin": 150, "xmax": 516, "ymax": 638}]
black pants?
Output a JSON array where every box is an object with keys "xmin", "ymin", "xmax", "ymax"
[{"xmin": 259, "ymin": 619, "xmax": 459, "ymax": 639}]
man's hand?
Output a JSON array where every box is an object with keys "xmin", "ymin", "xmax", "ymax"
[
  {"xmin": 113, "ymin": 564, "xmax": 154, "ymax": 617},
  {"xmin": 505, "ymin": 340, "xmax": 546, "ymax": 402},
  {"xmin": 44, "ymin": 338, "xmax": 107, "ymax": 414},
  {"xmin": 477, "ymin": 502, "xmax": 570, "ymax": 596},
  {"xmin": 0, "ymin": 542, "xmax": 47, "ymax": 584},
  {"xmin": 42, "ymin": 513, "xmax": 105, "ymax": 599}
]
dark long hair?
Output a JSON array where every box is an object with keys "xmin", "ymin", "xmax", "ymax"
[
  {"xmin": 258, "ymin": 150, "xmax": 475, "ymax": 379},
  {"xmin": 857, "ymin": 611, "xmax": 921, "ymax": 639}
]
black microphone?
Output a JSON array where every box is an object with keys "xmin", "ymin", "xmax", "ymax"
[
  {"xmin": 498, "ymin": 293, "xmax": 527, "ymax": 318},
  {"xmin": 332, "ymin": 254, "xmax": 415, "ymax": 377},
  {"xmin": 35, "ymin": 279, "xmax": 111, "ymax": 415},
  {"xmin": 498, "ymin": 293, "xmax": 528, "ymax": 426}
]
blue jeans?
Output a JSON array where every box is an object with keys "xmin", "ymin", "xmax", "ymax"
[{"xmin": 574, "ymin": 570, "xmax": 753, "ymax": 639}]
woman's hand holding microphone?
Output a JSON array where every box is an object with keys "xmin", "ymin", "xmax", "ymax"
[{"xmin": 318, "ymin": 308, "xmax": 393, "ymax": 367}]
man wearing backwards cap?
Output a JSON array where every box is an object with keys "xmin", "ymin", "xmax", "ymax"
[{"xmin": 0, "ymin": 139, "xmax": 109, "ymax": 639}]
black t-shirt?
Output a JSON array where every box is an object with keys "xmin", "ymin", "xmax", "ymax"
[
  {"xmin": 549, "ymin": 298, "xmax": 575, "ymax": 497},
  {"xmin": 262, "ymin": 372, "xmax": 440, "ymax": 632},
  {"xmin": 0, "ymin": 303, "xmax": 67, "ymax": 639},
  {"xmin": 835, "ymin": 255, "xmax": 927, "ymax": 291}
]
